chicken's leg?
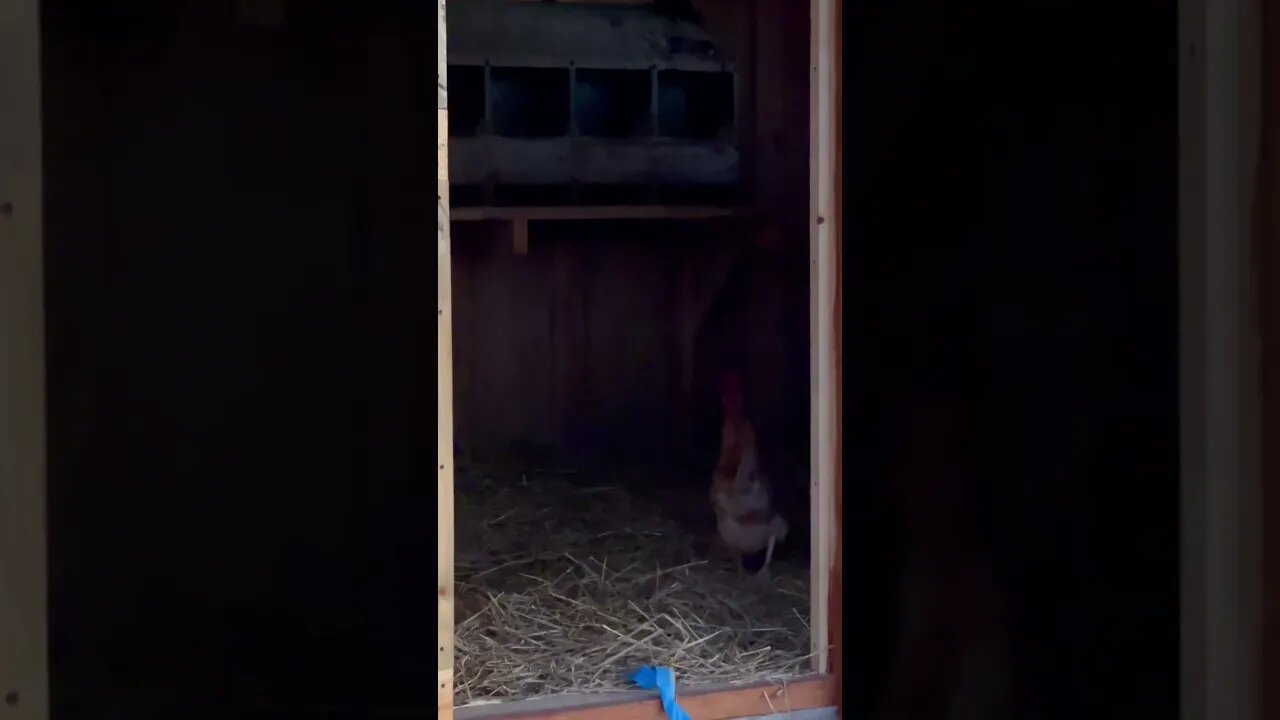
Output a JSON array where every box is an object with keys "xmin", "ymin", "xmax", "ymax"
[{"xmin": 755, "ymin": 533, "xmax": 778, "ymax": 582}]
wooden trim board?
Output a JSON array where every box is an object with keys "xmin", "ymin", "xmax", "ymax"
[
  {"xmin": 1257, "ymin": 0, "xmax": 1279, "ymax": 713},
  {"xmin": 808, "ymin": 0, "xmax": 840, "ymax": 679},
  {"xmin": 1178, "ymin": 0, "xmax": 1265, "ymax": 716},
  {"xmin": 0, "ymin": 0, "xmax": 48, "ymax": 717},
  {"xmin": 829, "ymin": 0, "xmax": 844, "ymax": 709},
  {"xmin": 439, "ymin": 2, "xmax": 457, "ymax": 720},
  {"xmin": 456, "ymin": 675, "xmax": 837, "ymax": 720},
  {"xmin": 440, "ymin": 1, "xmax": 841, "ymax": 718}
]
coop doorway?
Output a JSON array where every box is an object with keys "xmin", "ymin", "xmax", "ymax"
[{"xmin": 437, "ymin": 0, "xmax": 841, "ymax": 716}]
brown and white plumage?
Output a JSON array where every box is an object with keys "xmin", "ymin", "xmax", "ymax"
[{"xmin": 709, "ymin": 372, "xmax": 788, "ymax": 578}]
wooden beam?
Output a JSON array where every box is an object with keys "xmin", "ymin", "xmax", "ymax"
[
  {"xmin": 808, "ymin": 0, "xmax": 839, "ymax": 680},
  {"xmin": 439, "ymin": 2, "xmax": 457, "ymax": 719},
  {"xmin": 457, "ymin": 675, "xmax": 837, "ymax": 720},
  {"xmin": 449, "ymin": 205, "xmax": 749, "ymax": 222},
  {"xmin": 511, "ymin": 218, "xmax": 529, "ymax": 255},
  {"xmin": 447, "ymin": 137, "xmax": 739, "ymax": 187},
  {"xmin": 0, "ymin": 0, "xmax": 48, "ymax": 716}
]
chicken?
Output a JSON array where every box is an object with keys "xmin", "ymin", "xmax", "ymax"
[{"xmin": 709, "ymin": 371, "xmax": 789, "ymax": 580}]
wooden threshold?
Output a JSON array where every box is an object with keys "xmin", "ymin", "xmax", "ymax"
[
  {"xmin": 507, "ymin": 0, "xmax": 652, "ymax": 6},
  {"xmin": 455, "ymin": 674, "xmax": 836, "ymax": 720},
  {"xmin": 449, "ymin": 205, "xmax": 752, "ymax": 223}
]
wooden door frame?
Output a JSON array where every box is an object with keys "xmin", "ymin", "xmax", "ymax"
[
  {"xmin": 1178, "ymin": 0, "xmax": 1269, "ymax": 716},
  {"xmin": 438, "ymin": 4, "xmax": 457, "ymax": 720},
  {"xmin": 0, "ymin": 0, "xmax": 1269, "ymax": 717},
  {"xmin": 426, "ymin": 0, "xmax": 1271, "ymax": 717},
  {"xmin": 0, "ymin": 0, "xmax": 47, "ymax": 718},
  {"xmin": 809, "ymin": 0, "xmax": 842, "ymax": 688},
  {"xmin": 435, "ymin": 1, "xmax": 843, "ymax": 719}
]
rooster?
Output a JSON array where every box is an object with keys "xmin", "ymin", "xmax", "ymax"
[{"xmin": 709, "ymin": 371, "xmax": 789, "ymax": 580}]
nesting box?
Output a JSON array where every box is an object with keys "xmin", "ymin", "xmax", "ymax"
[{"xmin": 446, "ymin": 0, "xmax": 740, "ymax": 205}]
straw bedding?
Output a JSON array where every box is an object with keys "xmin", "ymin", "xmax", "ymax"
[{"xmin": 453, "ymin": 463, "xmax": 812, "ymax": 705}]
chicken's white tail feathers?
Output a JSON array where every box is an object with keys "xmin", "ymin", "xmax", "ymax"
[
  {"xmin": 762, "ymin": 533, "xmax": 777, "ymax": 572},
  {"xmin": 769, "ymin": 515, "xmax": 789, "ymax": 542}
]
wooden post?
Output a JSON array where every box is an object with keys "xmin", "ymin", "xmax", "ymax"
[
  {"xmin": 0, "ymin": 0, "xmax": 48, "ymax": 717},
  {"xmin": 809, "ymin": 0, "xmax": 840, "ymax": 684},
  {"xmin": 830, "ymin": 2, "xmax": 844, "ymax": 710},
  {"xmin": 1257, "ymin": 0, "xmax": 1280, "ymax": 715},
  {"xmin": 1178, "ymin": 0, "xmax": 1265, "ymax": 716},
  {"xmin": 511, "ymin": 218, "xmax": 529, "ymax": 255},
  {"xmin": 438, "ymin": 1, "xmax": 456, "ymax": 719}
]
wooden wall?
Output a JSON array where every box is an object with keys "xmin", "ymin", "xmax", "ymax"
[
  {"xmin": 42, "ymin": 2, "xmax": 434, "ymax": 714},
  {"xmin": 449, "ymin": 220, "xmax": 809, "ymax": 467},
  {"xmin": 448, "ymin": 0, "xmax": 813, "ymax": 472}
]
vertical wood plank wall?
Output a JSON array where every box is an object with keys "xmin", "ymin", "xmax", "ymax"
[
  {"xmin": 0, "ymin": 0, "xmax": 48, "ymax": 717},
  {"xmin": 447, "ymin": 0, "xmax": 812, "ymax": 467},
  {"xmin": 438, "ymin": 1, "xmax": 457, "ymax": 719}
]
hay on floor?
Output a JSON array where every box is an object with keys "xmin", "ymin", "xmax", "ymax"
[{"xmin": 453, "ymin": 464, "xmax": 812, "ymax": 706}]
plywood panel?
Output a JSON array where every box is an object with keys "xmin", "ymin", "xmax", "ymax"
[
  {"xmin": 37, "ymin": 11, "xmax": 424, "ymax": 714},
  {"xmin": 454, "ymin": 225, "xmax": 670, "ymax": 460},
  {"xmin": 38, "ymin": 4, "xmax": 449, "ymax": 710},
  {"xmin": 755, "ymin": 0, "xmax": 811, "ymax": 237},
  {"xmin": 450, "ymin": 224, "xmax": 556, "ymax": 454},
  {"xmin": 582, "ymin": 231, "xmax": 679, "ymax": 459},
  {"xmin": 451, "ymin": 220, "xmax": 803, "ymax": 468},
  {"xmin": 0, "ymin": 0, "xmax": 48, "ymax": 716}
]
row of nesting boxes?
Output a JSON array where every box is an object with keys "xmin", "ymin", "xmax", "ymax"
[{"xmin": 446, "ymin": 0, "xmax": 740, "ymax": 203}]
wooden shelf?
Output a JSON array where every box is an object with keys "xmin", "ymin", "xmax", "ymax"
[
  {"xmin": 449, "ymin": 205, "xmax": 752, "ymax": 222},
  {"xmin": 449, "ymin": 205, "xmax": 754, "ymax": 255}
]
